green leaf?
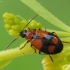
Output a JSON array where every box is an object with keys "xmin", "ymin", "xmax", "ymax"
[{"xmin": 21, "ymin": 0, "xmax": 70, "ymax": 32}]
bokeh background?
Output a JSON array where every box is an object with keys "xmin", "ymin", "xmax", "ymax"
[{"xmin": 0, "ymin": 0, "xmax": 70, "ymax": 70}]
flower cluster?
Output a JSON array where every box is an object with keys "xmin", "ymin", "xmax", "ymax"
[{"xmin": 3, "ymin": 12, "xmax": 43, "ymax": 36}]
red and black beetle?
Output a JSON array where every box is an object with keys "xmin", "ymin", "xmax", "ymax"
[
  {"xmin": 20, "ymin": 29, "xmax": 63, "ymax": 54},
  {"xmin": 6, "ymin": 15, "xmax": 68, "ymax": 62},
  {"xmin": 19, "ymin": 29, "xmax": 63, "ymax": 62}
]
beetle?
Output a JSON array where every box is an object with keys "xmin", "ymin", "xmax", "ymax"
[
  {"xmin": 20, "ymin": 29, "xmax": 63, "ymax": 54},
  {"xmin": 19, "ymin": 29, "xmax": 63, "ymax": 62},
  {"xmin": 5, "ymin": 15, "xmax": 68, "ymax": 62}
]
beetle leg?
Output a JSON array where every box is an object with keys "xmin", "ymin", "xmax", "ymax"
[
  {"xmin": 38, "ymin": 28, "xmax": 41, "ymax": 30},
  {"xmin": 39, "ymin": 51, "xmax": 54, "ymax": 62},
  {"xmin": 39, "ymin": 51, "xmax": 46, "ymax": 55},
  {"xmin": 62, "ymin": 41, "xmax": 70, "ymax": 44},
  {"xmin": 49, "ymin": 55, "xmax": 54, "ymax": 62},
  {"xmin": 28, "ymin": 28, "xmax": 30, "ymax": 30},
  {"xmin": 52, "ymin": 32, "xmax": 57, "ymax": 36},
  {"xmin": 31, "ymin": 44, "xmax": 36, "ymax": 53}
]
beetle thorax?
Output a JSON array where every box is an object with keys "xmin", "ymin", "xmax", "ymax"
[{"xmin": 25, "ymin": 30, "xmax": 35, "ymax": 40}]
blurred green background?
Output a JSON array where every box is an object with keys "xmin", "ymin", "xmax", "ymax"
[{"xmin": 0, "ymin": 0, "xmax": 70, "ymax": 70}]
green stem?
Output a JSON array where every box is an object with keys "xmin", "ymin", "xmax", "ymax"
[
  {"xmin": 17, "ymin": 15, "xmax": 25, "ymax": 20},
  {"xmin": 0, "ymin": 58, "xmax": 12, "ymax": 69},
  {"xmin": 21, "ymin": 0, "xmax": 70, "ymax": 32},
  {"xmin": 47, "ymin": 29, "xmax": 70, "ymax": 36},
  {"xmin": 0, "ymin": 42, "xmax": 34, "ymax": 61}
]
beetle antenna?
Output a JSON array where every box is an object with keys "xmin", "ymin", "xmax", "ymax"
[
  {"xmin": 23, "ymin": 15, "xmax": 38, "ymax": 30},
  {"xmin": 62, "ymin": 41, "xmax": 70, "ymax": 44},
  {"xmin": 5, "ymin": 15, "xmax": 38, "ymax": 50},
  {"xmin": 5, "ymin": 36, "xmax": 20, "ymax": 50},
  {"xmin": 49, "ymin": 55, "xmax": 54, "ymax": 62}
]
